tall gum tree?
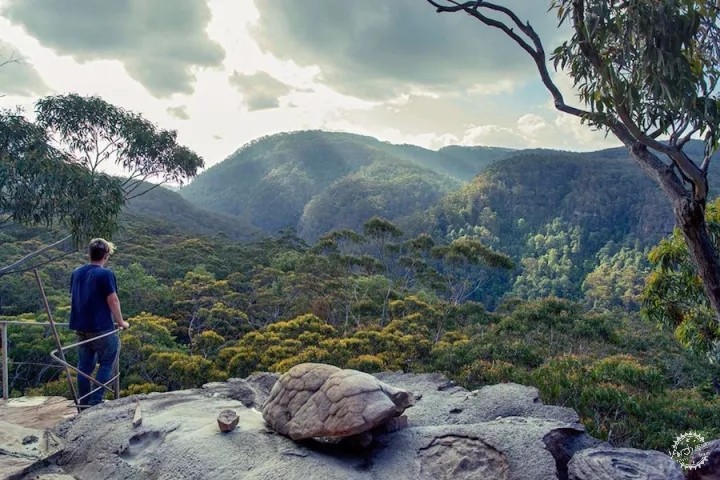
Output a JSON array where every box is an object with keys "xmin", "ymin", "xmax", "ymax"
[
  {"xmin": 0, "ymin": 94, "xmax": 204, "ymax": 275},
  {"xmin": 426, "ymin": 0, "xmax": 720, "ymax": 320}
]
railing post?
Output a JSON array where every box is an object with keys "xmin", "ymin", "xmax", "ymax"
[
  {"xmin": 34, "ymin": 269, "xmax": 79, "ymax": 410},
  {"xmin": 113, "ymin": 355, "xmax": 120, "ymax": 400},
  {"xmin": 2, "ymin": 322, "xmax": 8, "ymax": 400}
]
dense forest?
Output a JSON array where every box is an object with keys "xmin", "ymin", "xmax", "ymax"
[{"xmin": 2, "ymin": 130, "xmax": 720, "ymax": 453}]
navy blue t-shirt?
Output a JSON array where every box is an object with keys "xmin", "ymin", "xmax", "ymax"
[{"xmin": 69, "ymin": 264, "xmax": 118, "ymax": 332}]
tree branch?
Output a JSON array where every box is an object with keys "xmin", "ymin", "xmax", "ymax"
[
  {"xmin": 125, "ymin": 180, "xmax": 167, "ymax": 200},
  {"xmin": 428, "ymin": 0, "xmax": 590, "ymax": 118},
  {"xmin": 570, "ymin": 0, "xmax": 706, "ymax": 202},
  {"xmin": 0, "ymin": 235, "xmax": 74, "ymax": 276}
]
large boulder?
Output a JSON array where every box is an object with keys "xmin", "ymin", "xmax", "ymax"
[{"xmin": 261, "ymin": 363, "xmax": 415, "ymax": 441}]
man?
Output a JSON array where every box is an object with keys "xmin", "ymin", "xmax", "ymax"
[{"xmin": 69, "ymin": 238, "xmax": 129, "ymax": 409}]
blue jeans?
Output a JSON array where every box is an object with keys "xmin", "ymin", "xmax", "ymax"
[{"xmin": 76, "ymin": 330, "xmax": 119, "ymax": 406}]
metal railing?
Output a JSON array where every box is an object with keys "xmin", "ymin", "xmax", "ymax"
[
  {"xmin": 0, "ymin": 320, "xmax": 68, "ymax": 401},
  {"xmin": 0, "ymin": 269, "xmax": 121, "ymax": 412},
  {"xmin": 50, "ymin": 328, "xmax": 121, "ymax": 409},
  {"xmin": 0, "ymin": 321, "xmax": 120, "ymax": 408}
]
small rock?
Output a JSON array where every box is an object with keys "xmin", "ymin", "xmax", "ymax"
[
  {"xmin": 22, "ymin": 434, "xmax": 39, "ymax": 444},
  {"xmin": 449, "ymin": 407, "xmax": 463, "ymax": 414},
  {"xmin": 437, "ymin": 380, "xmax": 457, "ymax": 391},
  {"xmin": 217, "ymin": 409, "xmax": 239, "ymax": 433}
]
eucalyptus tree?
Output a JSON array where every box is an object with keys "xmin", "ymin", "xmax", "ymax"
[
  {"xmin": 0, "ymin": 94, "xmax": 203, "ymax": 275},
  {"xmin": 426, "ymin": 0, "xmax": 720, "ymax": 321}
]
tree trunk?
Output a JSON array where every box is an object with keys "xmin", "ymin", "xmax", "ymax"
[
  {"xmin": 620, "ymin": 138, "xmax": 720, "ymax": 323},
  {"xmin": 674, "ymin": 197, "xmax": 720, "ymax": 319}
]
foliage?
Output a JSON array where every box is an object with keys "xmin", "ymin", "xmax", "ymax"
[
  {"xmin": 550, "ymin": 0, "xmax": 720, "ymax": 147},
  {"xmin": 36, "ymin": 94, "xmax": 203, "ymax": 195},
  {"xmin": 181, "ymin": 131, "xmax": 465, "ymax": 239},
  {"xmin": 0, "ymin": 111, "xmax": 124, "ymax": 242},
  {"xmin": 583, "ymin": 244, "xmax": 648, "ymax": 312},
  {"xmin": 643, "ymin": 198, "xmax": 720, "ymax": 360}
]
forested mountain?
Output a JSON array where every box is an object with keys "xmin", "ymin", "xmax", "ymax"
[
  {"xmin": 122, "ymin": 184, "xmax": 258, "ymax": 241},
  {"xmin": 179, "ymin": 131, "xmax": 513, "ymax": 240},
  {"xmin": 429, "ymin": 146, "xmax": 720, "ymax": 303},
  {"xmin": 176, "ymin": 131, "xmax": 719, "ymax": 304}
]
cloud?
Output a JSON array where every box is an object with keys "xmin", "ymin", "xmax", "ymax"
[
  {"xmin": 250, "ymin": 0, "xmax": 563, "ymax": 100},
  {"xmin": 0, "ymin": 40, "xmax": 50, "ymax": 96},
  {"xmin": 516, "ymin": 114, "xmax": 548, "ymax": 137},
  {"xmin": 459, "ymin": 124, "xmax": 529, "ymax": 149},
  {"xmin": 230, "ymin": 71, "xmax": 292, "ymax": 111},
  {"xmin": 455, "ymin": 113, "xmax": 619, "ymax": 151},
  {"xmin": 1, "ymin": 0, "xmax": 224, "ymax": 97},
  {"xmin": 167, "ymin": 105, "xmax": 190, "ymax": 120}
]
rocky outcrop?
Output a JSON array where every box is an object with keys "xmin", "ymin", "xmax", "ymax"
[
  {"xmin": 262, "ymin": 363, "xmax": 414, "ymax": 441},
  {"xmin": 7, "ymin": 370, "xmax": 703, "ymax": 480},
  {"xmin": 567, "ymin": 446, "xmax": 684, "ymax": 479},
  {"xmin": 687, "ymin": 439, "xmax": 720, "ymax": 480}
]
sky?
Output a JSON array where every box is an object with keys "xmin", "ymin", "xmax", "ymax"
[{"xmin": 0, "ymin": 0, "xmax": 620, "ymax": 171}]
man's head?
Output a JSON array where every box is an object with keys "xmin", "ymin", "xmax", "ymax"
[{"xmin": 89, "ymin": 238, "xmax": 115, "ymax": 263}]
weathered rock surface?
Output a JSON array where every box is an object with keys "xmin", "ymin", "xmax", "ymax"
[
  {"xmin": 374, "ymin": 372, "xmax": 581, "ymax": 426},
  {"xmin": 0, "ymin": 397, "xmax": 73, "ymax": 479},
  {"xmin": 0, "ymin": 397, "xmax": 76, "ymax": 430},
  {"xmin": 9, "ymin": 371, "xmax": 692, "ymax": 480},
  {"xmin": 262, "ymin": 363, "xmax": 415, "ymax": 441},
  {"xmin": 688, "ymin": 439, "xmax": 720, "ymax": 480},
  {"xmin": 567, "ymin": 446, "xmax": 684, "ymax": 479}
]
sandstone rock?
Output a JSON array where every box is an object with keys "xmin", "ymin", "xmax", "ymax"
[
  {"xmin": 418, "ymin": 434, "xmax": 509, "ymax": 480},
  {"xmin": 262, "ymin": 363, "xmax": 415, "ymax": 441},
  {"xmin": 0, "ymin": 396, "xmax": 76, "ymax": 430},
  {"xmin": 375, "ymin": 373, "xmax": 579, "ymax": 427},
  {"xmin": 32, "ymin": 475, "xmax": 77, "ymax": 480},
  {"xmin": 0, "ymin": 420, "xmax": 64, "ymax": 479},
  {"xmin": 568, "ymin": 446, "xmax": 684, "ymax": 479},
  {"xmin": 19, "ymin": 371, "xmax": 680, "ymax": 480},
  {"xmin": 217, "ymin": 409, "xmax": 239, "ymax": 432},
  {"xmin": 687, "ymin": 439, "xmax": 720, "ymax": 480}
]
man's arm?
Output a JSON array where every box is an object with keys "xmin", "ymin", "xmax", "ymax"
[{"xmin": 107, "ymin": 293, "xmax": 129, "ymax": 330}]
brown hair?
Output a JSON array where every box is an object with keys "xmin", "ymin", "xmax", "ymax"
[{"xmin": 89, "ymin": 238, "xmax": 115, "ymax": 262}]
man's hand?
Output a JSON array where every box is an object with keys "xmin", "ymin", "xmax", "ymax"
[{"xmin": 117, "ymin": 320, "xmax": 130, "ymax": 330}]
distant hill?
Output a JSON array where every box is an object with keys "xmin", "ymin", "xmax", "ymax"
[
  {"xmin": 438, "ymin": 145, "xmax": 517, "ymax": 178},
  {"xmin": 121, "ymin": 184, "xmax": 259, "ymax": 241},
  {"xmin": 180, "ymin": 131, "xmax": 511, "ymax": 240},
  {"xmin": 430, "ymin": 149, "xmax": 672, "ymax": 250}
]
